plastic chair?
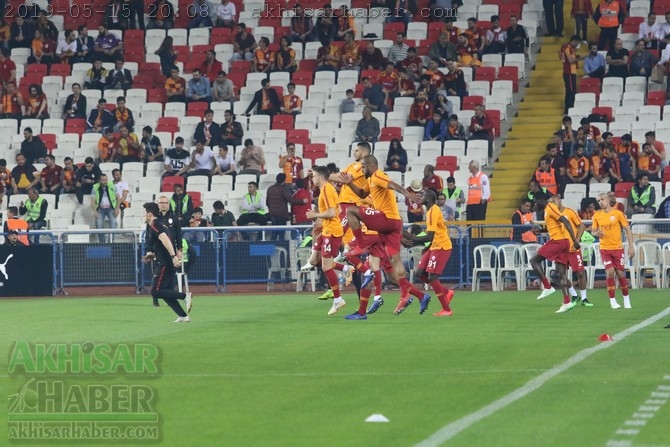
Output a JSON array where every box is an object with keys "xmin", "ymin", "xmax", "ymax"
[
  {"xmin": 472, "ymin": 244, "xmax": 498, "ymax": 291},
  {"xmin": 497, "ymin": 244, "xmax": 522, "ymax": 290},
  {"xmin": 296, "ymin": 247, "xmax": 316, "ymax": 292},
  {"xmin": 635, "ymin": 240, "xmax": 661, "ymax": 288}
]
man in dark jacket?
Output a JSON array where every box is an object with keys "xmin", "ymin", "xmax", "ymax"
[
  {"xmin": 20, "ymin": 128, "xmax": 47, "ymax": 165},
  {"xmin": 244, "ymin": 79, "xmax": 281, "ymax": 117},
  {"xmin": 266, "ymin": 173, "xmax": 309, "ymax": 240}
]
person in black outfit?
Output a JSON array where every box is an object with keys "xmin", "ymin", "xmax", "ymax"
[
  {"xmin": 74, "ymin": 156, "xmax": 102, "ymax": 204},
  {"xmin": 154, "ymin": 194, "xmax": 183, "ymax": 307},
  {"xmin": 141, "ymin": 202, "xmax": 192, "ymax": 322},
  {"xmin": 243, "ymin": 79, "xmax": 281, "ymax": 117}
]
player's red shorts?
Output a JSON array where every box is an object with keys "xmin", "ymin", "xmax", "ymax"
[
  {"xmin": 356, "ymin": 232, "xmax": 387, "ymax": 259},
  {"xmin": 418, "ymin": 249, "xmax": 452, "ymax": 275},
  {"xmin": 358, "ymin": 206, "xmax": 403, "ymax": 255},
  {"xmin": 537, "ymin": 239, "xmax": 570, "ymax": 265},
  {"xmin": 312, "ymin": 234, "xmax": 342, "ymax": 259},
  {"xmin": 567, "ymin": 250, "xmax": 585, "ymax": 272},
  {"xmin": 600, "ymin": 248, "xmax": 625, "ymax": 271}
]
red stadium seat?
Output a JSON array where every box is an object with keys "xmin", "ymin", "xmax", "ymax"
[
  {"xmin": 64, "ymin": 119, "xmax": 86, "ymax": 137},
  {"xmin": 287, "ymin": 129, "xmax": 310, "ymax": 145},
  {"xmin": 134, "ymin": 75, "xmax": 154, "ymax": 90},
  {"xmin": 272, "ymin": 114, "xmax": 294, "ymax": 130},
  {"xmin": 361, "ymin": 69, "xmax": 380, "ymax": 82},
  {"xmin": 648, "ymin": 91, "xmax": 667, "ymax": 108},
  {"xmin": 622, "ymin": 17, "xmax": 644, "ymax": 33},
  {"xmin": 383, "ymin": 22, "xmax": 405, "ymax": 40},
  {"xmin": 297, "ymin": 59, "xmax": 317, "ymax": 72},
  {"xmin": 474, "ymin": 66, "xmax": 496, "ymax": 84},
  {"xmin": 148, "ymin": 88, "xmax": 167, "ymax": 104},
  {"xmin": 486, "ymin": 109, "xmax": 501, "ymax": 137},
  {"xmin": 379, "ymin": 127, "xmax": 402, "ymax": 141},
  {"xmin": 496, "ymin": 66, "xmax": 519, "ymax": 92},
  {"xmin": 435, "ymin": 155, "xmax": 458, "ymax": 173},
  {"xmin": 462, "ymin": 96, "xmax": 485, "ymax": 110},
  {"xmin": 26, "ymin": 64, "xmax": 48, "ymax": 76},
  {"xmin": 591, "ymin": 106, "xmax": 613, "ymax": 123},
  {"xmin": 156, "ymin": 117, "xmax": 180, "ymax": 134},
  {"xmin": 162, "ymin": 176, "xmax": 185, "ymax": 192},
  {"xmin": 49, "ymin": 63, "xmax": 71, "ymax": 77},
  {"xmin": 124, "ymin": 29, "xmax": 145, "ymax": 42},
  {"xmin": 40, "ymin": 134, "xmax": 57, "ymax": 153},
  {"xmin": 579, "ymin": 76, "xmax": 601, "ymax": 91},
  {"xmin": 291, "ymin": 70, "xmax": 313, "ymax": 86},
  {"xmin": 226, "ymin": 72, "xmax": 246, "ymax": 90},
  {"xmin": 302, "ymin": 143, "xmax": 327, "ymax": 163},
  {"xmin": 614, "ymin": 182, "xmax": 634, "ymax": 199},
  {"xmin": 187, "ymin": 191, "xmax": 202, "ymax": 208},
  {"xmin": 229, "ymin": 60, "xmax": 252, "ymax": 74},
  {"xmin": 211, "ymin": 28, "xmax": 232, "ymax": 45},
  {"xmin": 187, "ymin": 101, "xmax": 209, "ymax": 114},
  {"xmin": 663, "ymin": 166, "xmax": 670, "ymax": 189}
]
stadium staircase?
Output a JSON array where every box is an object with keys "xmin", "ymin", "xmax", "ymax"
[{"xmin": 487, "ymin": 1, "xmax": 598, "ymax": 220}]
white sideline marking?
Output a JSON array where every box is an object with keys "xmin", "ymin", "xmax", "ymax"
[
  {"xmin": 414, "ymin": 307, "xmax": 670, "ymax": 447},
  {"xmin": 155, "ymin": 368, "xmax": 548, "ymax": 378}
]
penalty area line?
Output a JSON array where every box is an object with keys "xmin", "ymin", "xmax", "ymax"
[{"xmin": 414, "ymin": 306, "xmax": 670, "ymax": 447}]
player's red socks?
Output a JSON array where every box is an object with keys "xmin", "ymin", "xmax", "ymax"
[
  {"xmin": 398, "ymin": 277, "xmax": 423, "ymax": 299},
  {"xmin": 541, "ymin": 277, "xmax": 551, "ymax": 289},
  {"xmin": 619, "ymin": 277, "xmax": 629, "ymax": 296},
  {"xmin": 563, "ymin": 293, "xmax": 570, "ymax": 304},
  {"xmin": 606, "ymin": 276, "xmax": 616, "ymax": 298},
  {"xmin": 373, "ymin": 270, "xmax": 382, "ymax": 295},
  {"xmin": 333, "ymin": 262, "xmax": 346, "ymax": 271},
  {"xmin": 431, "ymin": 281, "xmax": 451, "ymax": 311},
  {"xmin": 358, "ymin": 288, "xmax": 371, "ymax": 315},
  {"xmin": 346, "ymin": 255, "xmax": 365, "ymax": 273},
  {"xmin": 324, "ymin": 269, "xmax": 341, "ymax": 298}
]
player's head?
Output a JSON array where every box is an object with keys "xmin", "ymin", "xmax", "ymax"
[
  {"xmin": 312, "ymin": 166, "xmax": 330, "ymax": 187},
  {"xmin": 354, "ymin": 142, "xmax": 372, "ymax": 161},
  {"xmin": 143, "ymin": 202, "xmax": 160, "ymax": 222},
  {"xmin": 361, "ymin": 154, "xmax": 378, "ymax": 178},
  {"xmin": 534, "ymin": 198, "xmax": 547, "ymax": 212},
  {"xmin": 548, "ymin": 194, "xmax": 562, "ymax": 208},
  {"xmin": 423, "ymin": 189, "xmax": 437, "ymax": 207},
  {"xmin": 157, "ymin": 196, "xmax": 169, "ymax": 213},
  {"xmin": 597, "ymin": 193, "xmax": 610, "ymax": 209}
]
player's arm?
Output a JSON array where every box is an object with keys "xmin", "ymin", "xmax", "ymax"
[
  {"xmin": 158, "ymin": 231, "xmax": 181, "ymax": 266},
  {"xmin": 387, "ymin": 179, "xmax": 420, "ymax": 202},
  {"xmin": 344, "ymin": 180, "xmax": 369, "ymax": 199},
  {"xmin": 306, "ymin": 206, "xmax": 336, "ymax": 219},
  {"xmin": 559, "ymin": 215, "xmax": 580, "ymax": 249}
]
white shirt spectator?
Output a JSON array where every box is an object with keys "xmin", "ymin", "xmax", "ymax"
[
  {"xmin": 91, "ymin": 188, "xmax": 112, "ymax": 208},
  {"xmin": 114, "ymin": 179, "xmax": 130, "ymax": 201},
  {"xmin": 215, "ymin": 151, "xmax": 235, "ymax": 171},
  {"xmin": 216, "ymin": 1, "xmax": 236, "ymax": 21},
  {"xmin": 486, "ymin": 27, "xmax": 507, "ymax": 45},
  {"xmin": 387, "ymin": 42, "xmax": 409, "ymax": 65},
  {"xmin": 56, "ymin": 39, "xmax": 77, "ymax": 58},
  {"xmin": 192, "ymin": 146, "xmax": 215, "ymax": 170},
  {"xmin": 639, "ymin": 21, "xmax": 658, "ymax": 40},
  {"xmin": 656, "ymin": 22, "xmax": 670, "ymax": 40}
]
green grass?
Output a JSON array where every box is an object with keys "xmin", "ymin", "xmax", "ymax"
[{"xmin": 1, "ymin": 289, "xmax": 669, "ymax": 447}]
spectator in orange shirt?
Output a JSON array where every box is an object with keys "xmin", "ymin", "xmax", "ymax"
[
  {"xmin": 253, "ymin": 37, "xmax": 275, "ymax": 74},
  {"xmin": 567, "ymin": 144, "xmax": 590, "ymax": 186},
  {"xmin": 636, "ymin": 143, "xmax": 662, "ymax": 181},
  {"xmin": 377, "ymin": 61, "xmax": 398, "ymax": 103},
  {"xmin": 280, "ymin": 82, "xmax": 302, "ymax": 116},
  {"xmin": 315, "ymin": 38, "xmax": 340, "ymax": 73},
  {"xmin": 644, "ymin": 131, "xmax": 666, "ymax": 159},
  {"xmin": 164, "ymin": 66, "xmax": 186, "ymax": 103},
  {"xmin": 397, "ymin": 68, "xmax": 416, "ymax": 97},
  {"xmin": 98, "ymin": 128, "xmax": 119, "ymax": 162},
  {"xmin": 340, "ymin": 31, "xmax": 361, "ymax": 71}
]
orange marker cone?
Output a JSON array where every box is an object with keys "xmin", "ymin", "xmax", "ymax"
[{"xmin": 598, "ymin": 333, "xmax": 613, "ymax": 342}]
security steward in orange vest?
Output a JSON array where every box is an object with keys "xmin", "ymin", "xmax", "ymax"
[
  {"xmin": 466, "ymin": 160, "xmax": 491, "ymax": 221},
  {"xmin": 533, "ymin": 157, "xmax": 558, "ymax": 196},
  {"xmin": 511, "ymin": 198, "xmax": 538, "ymax": 243},
  {"xmin": 3, "ymin": 206, "xmax": 29, "ymax": 245},
  {"xmin": 593, "ymin": 0, "xmax": 624, "ymax": 51}
]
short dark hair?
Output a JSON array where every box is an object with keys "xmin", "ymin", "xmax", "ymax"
[
  {"xmin": 143, "ymin": 125, "xmax": 153, "ymax": 133},
  {"xmin": 276, "ymin": 173, "xmax": 287, "ymax": 183},
  {"xmin": 447, "ymin": 176, "xmax": 455, "ymax": 183},
  {"xmin": 143, "ymin": 202, "xmax": 160, "ymax": 217},
  {"xmin": 8, "ymin": 206, "xmax": 18, "ymax": 215},
  {"xmin": 213, "ymin": 200, "xmax": 225, "ymax": 210},
  {"xmin": 175, "ymin": 136, "xmax": 185, "ymax": 144},
  {"xmin": 313, "ymin": 166, "xmax": 330, "ymax": 179},
  {"xmin": 84, "ymin": 156, "xmax": 94, "ymax": 164},
  {"xmin": 248, "ymin": 181, "xmax": 258, "ymax": 188}
]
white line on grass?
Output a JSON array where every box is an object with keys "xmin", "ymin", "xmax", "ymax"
[
  {"xmin": 156, "ymin": 369, "xmax": 549, "ymax": 378},
  {"xmin": 414, "ymin": 307, "xmax": 670, "ymax": 447}
]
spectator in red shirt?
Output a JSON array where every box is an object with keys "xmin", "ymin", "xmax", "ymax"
[
  {"xmin": 469, "ymin": 104, "xmax": 495, "ymax": 157},
  {"xmin": 422, "ymin": 164, "xmax": 444, "ymax": 192},
  {"xmin": 408, "ymin": 90, "xmax": 433, "ymax": 126},
  {"xmin": 636, "ymin": 142, "xmax": 662, "ymax": 181},
  {"xmin": 200, "ymin": 50, "xmax": 222, "ymax": 85},
  {"xmin": 644, "ymin": 131, "xmax": 666, "ymax": 159},
  {"xmin": 400, "ymin": 47, "xmax": 423, "ymax": 82},
  {"xmin": 377, "ymin": 61, "xmax": 398, "ymax": 104},
  {"xmin": 39, "ymin": 154, "xmax": 63, "ymax": 195},
  {"xmin": 0, "ymin": 47, "xmax": 17, "ymax": 85},
  {"xmin": 291, "ymin": 178, "xmax": 312, "ymax": 225}
]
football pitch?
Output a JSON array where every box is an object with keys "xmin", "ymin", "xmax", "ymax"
[{"xmin": 2, "ymin": 289, "xmax": 670, "ymax": 447}]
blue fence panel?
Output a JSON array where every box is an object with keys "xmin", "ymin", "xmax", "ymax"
[
  {"xmin": 59, "ymin": 231, "xmax": 139, "ymax": 288},
  {"xmin": 221, "ymin": 227, "xmax": 303, "ymax": 288}
]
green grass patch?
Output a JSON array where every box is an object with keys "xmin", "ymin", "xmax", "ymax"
[{"xmin": 1, "ymin": 289, "xmax": 669, "ymax": 446}]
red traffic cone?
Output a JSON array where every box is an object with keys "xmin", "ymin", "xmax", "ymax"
[{"xmin": 598, "ymin": 333, "xmax": 613, "ymax": 342}]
